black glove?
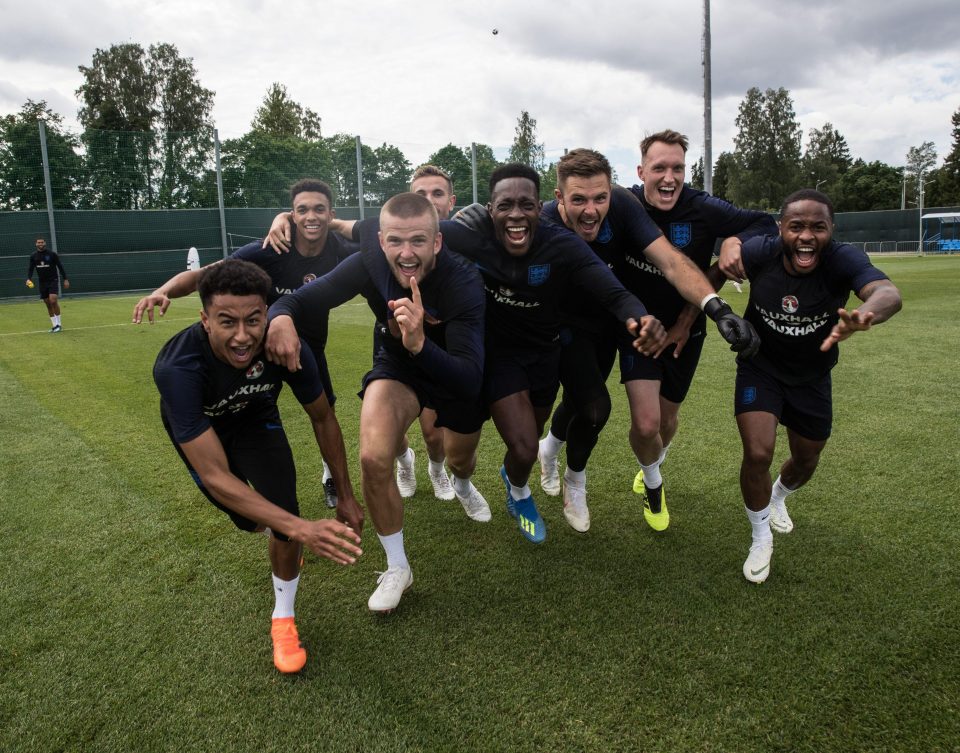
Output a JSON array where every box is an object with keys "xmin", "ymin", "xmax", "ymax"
[
  {"xmin": 704, "ymin": 296, "xmax": 760, "ymax": 358},
  {"xmin": 452, "ymin": 203, "xmax": 492, "ymax": 233}
]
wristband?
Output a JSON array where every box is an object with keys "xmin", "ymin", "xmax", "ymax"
[{"xmin": 700, "ymin": 292, "xmax": 720, "ymax": 311}]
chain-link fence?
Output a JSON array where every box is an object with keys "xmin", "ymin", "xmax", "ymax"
[{"xmin": 2, "ymin": 123, "xmax": 958, "ymax": 299}]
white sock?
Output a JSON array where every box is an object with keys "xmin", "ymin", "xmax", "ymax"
[
  {"xmin": 745, "ymin": 505, "xmax": 773, "ymax": 545},
  {"xmin": 55, "ymin": 315, "xmax": 61, "ymax": 326},
  {"xmin": 510, "ymin": 482, "xmax": 531, "ymax": 500},
  {"xmin": 540, "ymin": 430, "xmax": 564, "ymax": 458},
  {"xmin": 770, "ymin": 475, "xmax": 795, "ymax": 505},
  {"xmin": 271, "ymin": 573, "xmax": 300, "ymax": 619},
  {"xmin": 50, "ymin": 316, "xmax": 57, "ymax": 326},
  {"xmin": 322, "ymin": 461, "xmax": 332, "ymax": 483},
  {"xmin": 658, "ymin": 443, "xmax": 671, "ymax": 466},
  {"xmin": 564, "ymin": 467, "xmax": 586, "ymax": 487},
  {"xmin": 640, "ymin": 460, "xmax": 662, "ymax": 488},
  {"xmin": 451, "ymin": 475, "xmax": 472, "ymax": 497},
  {"xmin": 429, "ymin": 459, "xmax": 446, "ymax": 475},
  {"xmin": 396, "ymin": 448, "xmax": 414, "ymax": 469},
  {"xmin": 378, "ymin": 530, "xmax": 409, "ymax": 570}
]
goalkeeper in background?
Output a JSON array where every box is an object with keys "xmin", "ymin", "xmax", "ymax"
[{"xmin": 26, "ymin": 237, "xmax": 69, "ymax": 332}]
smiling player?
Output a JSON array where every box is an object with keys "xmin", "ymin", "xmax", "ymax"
[
  {"xmin": 152, "ymin": 260, "xmax": 363, "ymax": 673},
  {"xmin": 731, "ymin": 190, "xmax": 901, "ymax": 583}
]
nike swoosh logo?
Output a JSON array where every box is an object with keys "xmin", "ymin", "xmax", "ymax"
[{"xmin": 751, "ymin": 564, "xmax": 769, "ymax": 576}]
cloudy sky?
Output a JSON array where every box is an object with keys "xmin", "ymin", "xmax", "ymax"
[{"xmin": 2, "ymin": 0, "xmax": 957, "ymax": 188}]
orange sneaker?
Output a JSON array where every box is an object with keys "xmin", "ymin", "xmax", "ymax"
[{"xmin": 270, "ymin": 617, "xmax": 307, "ymax": 673}]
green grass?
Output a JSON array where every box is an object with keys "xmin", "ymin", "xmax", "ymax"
[{"xmin": 1, "ymin": 256, "xmax": 958, "ymax": 752}]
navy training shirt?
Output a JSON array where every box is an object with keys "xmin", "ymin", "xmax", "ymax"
[
  {"xmin": 541, "ymin": 185, "xmax": 663, "ymax": 333},
  {"xmin": 28, "ymin": 250, "xmax": 67, "ymax": 284},
  {"xmin": 628, "ymin": 183, "xmax": 778, "ymax": 331},
  {"xmin": 268, "ymin": 238, "xmax": 485, "ymax": 402},
  {"xmin": 442, "ymin": 207, "xmax": 648, "ymax": 352},
  {"xmin": 154, "ymin": 322, "xmax": 324, "ymax": 444},
  {"xmin": 741, "ymin": 236, "xmax": 888, "ymax": 384},
  {"xmin": 230, "ymin": 235, "xmax": 356, "ymax": 353}
]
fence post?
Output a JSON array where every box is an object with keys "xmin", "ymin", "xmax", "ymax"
[
  {"xmin": 38, "ymin": 120, "xmax": 59, "ymax": 254},
  {"xmin": 471, "ymin": 142, "xmax": 478, "ymax": 204},
  {"xmin": 214, "ymin": 129, "xmax": 229, "ymax": 259},
  {"xmin": 355, "ymin": 135, "xmax": 365, "ymax": 220}
]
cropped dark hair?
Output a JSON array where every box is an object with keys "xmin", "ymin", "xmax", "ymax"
[
  {"xmin": 780, "ymin": 189, "xmax": 835, "ymax": 220},
  {"xmin": 489, "ymin": 163, "xmax": 540, "ymax": 195},
  {"xmin": 198, "ymin": 259, "xmax": 271, "ymax": 308},
  {"xmin": 289, "ymin": 179, "xmax": 334, "ymax": 206},
  {"xmin": 381, "ymin": 192, "xmax": 439, "ymax": 233}
]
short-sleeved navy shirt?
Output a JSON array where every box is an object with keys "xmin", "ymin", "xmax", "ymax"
[
  {"xmin": 741, "ymin": 236, "xmax": 888, "ymax": 384},
  {"xmin": 628, "ymin": 184, "xmax": 778, "ymax": 330},
  {"xmin": 154, "ymin": 322, "xmax": 324, "ymax": 444},
  {"xmin": 230, "ymin": 236, "xmax": 356, "ymax": 353},
  {"xmin": 441, "ymin": 209, "xmax": 647, "ymax": 352}
]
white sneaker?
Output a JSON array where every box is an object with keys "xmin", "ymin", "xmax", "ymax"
[
  {"xmin": 454, "ymin": 478, "xmax": 491, "ymax": 522},
  {"xmin": 743, "ymin": 541, "xmax": 773, "ymax": 583},
  {"xmin": 769, "ymin": 499, "xmax": 794, "ymax": 534},
  {"xmin": 562, "ymin": 480, "xmax": 590, "ymax": 532},
  {"xmin": 396, "ymin": 450, "xmax": 417, "ymax": 498},
  {"xmin": 538, "ymin": 438, "xmax": 561, "ymax": 497},
  {"xmin": 428, "ymin": 464, "xmax": 456, "ymax": 500},
  {"xmin": 367, "ymin": 566, "xmax": 413, "ymax": 613}
]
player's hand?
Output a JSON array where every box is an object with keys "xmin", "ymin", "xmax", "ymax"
[
  {"xmin": 627, "ymin": 315, "xmax": 667, "ymax": 356},
  {"xmin": 387, "ymin": 276, "xmax": 426, "ymax": 355},
  {"xmin": 62, "ymin": 279, "xmax": 70, "ymax": 290},
  {"xmin": 265, "ymin": 315, "xmax": 302, "ymax": 371},
  {"xmin": 654, "ymin": 321, "xmax": 692, "ymax": 359},
  {"xmin": 132, "ymin": 293, "xmax": 171, "ymax": 324},
  {"xmin": 263, "ymin": 212, "xmax": 293, "ymax": 254},
  {"xmin": 718, "ymin": 237, "xmax": 745, "ymax": 282},
  {"xmin": 299, "ymin": 519, "xmax": 363, "ymax": 565},
  {"xmin": 704, "ymin": 297, "xmax": 760, "ymax": 357},
  {"xmin": 25, "ymin": 279, "xmax": 34, "ymax": 288},
  {"xmin": 820, "ymin": 307, "xmax": 875, "ymax": 351},
  {"xmin": 335, "ymin": 494, "xmax": 365, "ymax": 535}
]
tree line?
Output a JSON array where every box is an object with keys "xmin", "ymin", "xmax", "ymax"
[{"xmin": 1, "ymin": 43, "xmax": 958, "ymax": 213}]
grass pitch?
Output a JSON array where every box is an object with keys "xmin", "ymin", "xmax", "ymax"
[{"xmin": 1, "ymin": 256, "xmax": 957, "ymax": 752}]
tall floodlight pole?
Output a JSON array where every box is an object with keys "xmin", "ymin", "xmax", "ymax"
[{"xmin": 703, "ymin": 0, "xmax": 713, "ymax": 194}]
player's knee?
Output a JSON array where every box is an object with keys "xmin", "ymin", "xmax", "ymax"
[
  {"xmin": 742, "ymin": 441, "xmax": 775, "ymax": 470},
  {"xmin": 508, "ymin": 435, "xmax": 539, "ymax": 470},
  {"xmin": 630, "ymin": 412, "xmax": 660, "ymax": 441},
  {"xmin": 582, "ymin": 394, "xmax": 611, "ymax": 431},
  {"xmin": 359, "ymin": 446, "xmax": 393, "ymax": 482}
]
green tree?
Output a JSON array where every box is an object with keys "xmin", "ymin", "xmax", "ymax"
[
  {"xmin": 832, "ymin": 159, "xmax": 902, "ymax": 212},
  {"xmin": 691, "ymin": 157, "xmax": 704, "ymax": 190},
  {"xmin": 473, "ymin": 143, "xmax": 500, "ymax": 205},
  {"xmin": 926, "ymin": 107, "xmax": 960, "ymax": 206},
  {"xmin": 729, "ymin": 87, "xmax": 802, "ymax": 209},
  {"xmin": 426, "ymin": 143, "xmax": 474, "ymax": 201},
  {"xmin": 370, "ymin": 143, "xmax": 411, "ymax": 204},
  {"xmin": 711, "ymin": 151, "xmax": 736, "ymax": 201},
  {"xmin": 325, "ymin": 133, "xmax": 378, "ymax": 206},
  {"xmin": 904, "ymin": 141, "xmax": 938, "ymax": 208},
  {"xmin": 251, "ymin": 83, "xmax": 323, "ymax": 141},
  {"xmin": 508, "ymin": 110, "xmax": 545, "ymax": 171},
  {"xmin": 76, "ymin": 42, "xmax": 214, "ymax": 209},
  {"xmin": 0, "ymin": 100, "xmax": 87, "ymax": 210},
  {"xmin": 802, "ymin": 122, "xmax": 852, "ymax": 195}
]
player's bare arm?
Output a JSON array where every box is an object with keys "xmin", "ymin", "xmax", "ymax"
[
  {"xmin": 264, "ymin": 314, "xmax": 302, "ymax": 371},
  {"xmin": 302, "ymin": 396, "xmax": 365, "ymax": 535},
  {"xmin": 132, "ymin": 267, "xmax": 206, "ymax": 323},
  {"xmin": 718, "ymin": 236, "xmax": 746, "ymax": 282},
  {"xmin": 180, "ymin": 428, "xmax": 362, "ymax": 564},
  {"xmin": 819, "ymin": 279, "xmax": 902, "ymax": 351}
]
